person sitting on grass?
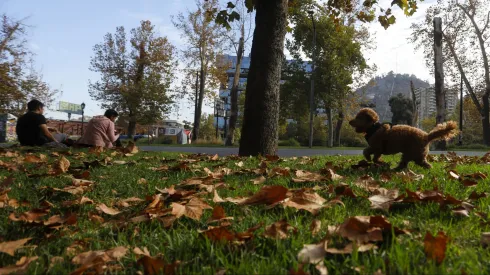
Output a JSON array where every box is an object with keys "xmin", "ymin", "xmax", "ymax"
[
  {"xmin": 16, "ymin": 99, "xmax": 67, "ymax": 148},
  {"xmin": 77, "ymin": 109, "xmax": 122, "ymax": 148}
]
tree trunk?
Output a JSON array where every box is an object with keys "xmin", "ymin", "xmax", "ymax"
[
  {"xmin": 193, "ymin": 67, "xmax": 207, "ymax": 141},
  {"xmin": 483, "ymin": 92, "xmax": 490, "ymax": 146},
  {"xmin": 128, "ymin": 115, "xmax": 137, "ymax": 138},
  {"xmin": 410, "ymin": 80, "xmax": 419, "ymax": 127},
  {"xmin": 334, "ymin": 110, "xmax": 343, "ymax": 147},
  {"xmin": 226, "ymin": 25, "xmax": 245, "ymax": 146},
  {"xmin": 238, "ymin": 0, "xmax": 288, "ymax": 156},
  {"xmin": 192, "ymin": 71, "xmax": 199, "ymax": 141},
  {"xmin": 326, "ymin": 107, "xmax": 333, "ymax": 147},
  {"xmin": 433, "ymin": 17, "xmax": 446, "ymax": 150}
]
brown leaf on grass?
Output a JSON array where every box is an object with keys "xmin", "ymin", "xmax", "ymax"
[
  {"xmin": 282, "ymin": 189, "xmax": 328, "ymax": 214},
  {"xmin": 88, "ymin": 146, "xmax": 105, "ymax": 154},
  {"xmin": 396, "ymin": 170, "xmax": 424, "ymax": 181},
  {"xmin": 238, "ymin": 185, "xmax": 288, "ymax": 206},
  {"xmin": 268, "ymin": 167, "xmax": 291, "ymax": 177},
  {"xmin": 44, "ymin": 213, "xmax": 78, "ymax": 228},
  {"xmin": 171, "ymin": 198, "xmax": 212, "ymax": 220},
  {"xmin": 338, "ymin": 215, "xmax": 408, "ymax": 244},
  {"xmin": 49, "ymin": 256, "xmax": 64, "ymax": 269},
  {"xmin": 73, "ymin": 170, "xmax": 91, "ymax": 180},
  {"xmin": 424, "ymin": 231, "xmax": 448, "ymax": 265},
  {"xmin": 322, "ymin": 168, "xmax": 344, "ymax": 181},
  {"xmin": 481, "ymin": 233, "xmax": 490, "ymax": 247},
  {"xmin": 310, "ymin": 220, "xmax": 321, "ymax": 236},
  {"xmin": 9, "ymin": 208, "xmax": 50, "ymax": 223},
  {"xmin": 213, "ymin": 190, "xmax": 225, "ymax": 203},
  {"xmin": 469, "ymin": 191, "xmax": 487, "ymax": 201},
  {"xmin": 62, "ymin": 196, "xmax": 94, "ymax": 207},
  {"xmin": 264, "ymin": 220, "xmax": 298, "ymax": 239},
  {"xmin": 117, "ymin": 197, "xmax": 144, "ymax": 208},
  {"xmin": 88, "ymin": 212, "xmax": 105, "ymax": 224},
  {"xmin": 0, "ymin": 256, "xmax": 38, "ymax": 274},
  {"xmin": 265, "ymin": 155, "xmax": 280, "ymax": 162},
  {"xmin": 54, "ymin": 156, "xmax": 71, "ymax": 174},
  {"xmin": 24, "ymin": 154, "xmax": 45, "ymax": 163},
  {"xmin": 207, "ymin": 205, "xmax": 233, "ymax": 223},
  {"xmin": 380, "ymin": 172, "xmax": 392, "ymax": 183},
  {"xmin": 354, "ymin": 176, "xmax": 380, "ymax": 192},
  {"xmin": 368, "ymin": 189, "xmax": 399, "ymax": 211},
  {"xmin": 96, "ymin": 203, "xmax": 121, "ymax": 215},
  {"xmin": 292, "ymin": 170, "xmax": 326, "ymax": 183},
  {"xmin": 326, "ymin": 242, "xmax": 377, "ymax": 254},
  {"xmin": 137, "ymin": 178, "xmax": 148, "ymax": 185},
  {"xmin": 0, "ymin": 238, "xmax": 32, "ymax": 256},
  {"xmin": 201, "ymin": 226, "xmax": 236, "ymax": 242},
  {"xmin": 452, "ymin": 206, "xmax": 470, "ymax": 217},
  {"xmin": 71, "ymin": 246, "xmax": 128, "ymax": 275},
  {"xmin": 235, "ymin": 161, "xmax": 244, "ymax": 167},
  {"xmin": 250, "ymin": 176, "xmax": 266, "ymax": 185},
  {"xmin": 123, "ymin": 141, "xmax": 139, "ymax": 154},
  {"xmin": 335, "ymin": 184, "xmax": 357, "ymax": 198},
  {"xmin": 448, "ymin": 170, "xmax": 460, "ymax": 180},
  {"xmin": 298, "ymin": 241, "xmax": 328, "ymax": 264},
  {"xmin": 461, "ymin": 179, "xmax": 478, "ymax": 187},
  {"xmin": 289, "ymin": 264, "xmax": 309, "ymax": 275},
  {"xmin": 463, "ymin": 172, "xmax": 487, "ymax": 180}
]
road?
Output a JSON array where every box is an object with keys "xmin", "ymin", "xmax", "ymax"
[{"xmin": 139, "ymin": 146, "xmax": 488, "ymax": 157}]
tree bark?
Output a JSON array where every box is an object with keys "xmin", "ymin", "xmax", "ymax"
[
  {"xmin": 238, "ymin": 0, "xmax": 288, "ymax": 156},
  {"xmin": 410, "ymin": 80, "xmax": 419, "ymax": 127},
  {"xmin": 192, "ymin": 71, "xmax": 199, "ymax": 141},
  {"xmin": 226, "ymin": 25, "xmax": 245, "ymax": 146},
  {"xmin": 193, "ymin": 67, "xmax": 207, "ymax": 141},
  {"xmin": 334, "ymin": 110, "xmax": 344, "ymax": 147},
  {"xmin": 433, "ymin": 17, "xmax": 446, "ymax": 150},
  {"xmin": 326, "ymin": 107, "xmax": 333, "ymax": 147}
]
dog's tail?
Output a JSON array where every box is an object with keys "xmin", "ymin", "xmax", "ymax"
[{"xmin": 427, "ymin": 121, "xmax": 459, "ymax": 143}]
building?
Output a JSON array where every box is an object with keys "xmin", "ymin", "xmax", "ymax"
[
  {"xmin": 216, "ymin": 54, "xmax": 312, "ymax": 128},
  {"xmin": 413, "ymin": 86, "xmax": 459, "ymax": 121}
]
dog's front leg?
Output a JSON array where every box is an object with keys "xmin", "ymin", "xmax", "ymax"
[
  {"xmin": 363, "ymin": 147, "xmax": 374, "ymax": 162},
  {"xmin": 373, "ymin": 153, "xmax": 383, "ymax": 163}
]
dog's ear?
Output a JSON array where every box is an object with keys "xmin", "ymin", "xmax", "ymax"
[{"xmin": 359, "ymin": 108, "xmax": 379, "ymax": 123}]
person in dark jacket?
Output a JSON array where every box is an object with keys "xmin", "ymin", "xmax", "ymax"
[{"xmin": 16, "ymin": 100, "xmax": 61, "ymax": 146}]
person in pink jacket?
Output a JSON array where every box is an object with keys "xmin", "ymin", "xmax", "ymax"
[{"xmin": 77, "ymin": 109, "xmax": 121, "ymax": 148}]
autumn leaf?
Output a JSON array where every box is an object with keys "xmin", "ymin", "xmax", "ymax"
[
  {"xmin": 96, "ymin": 203, "xmax": 121, "ymax": 215},
  {"xmin": 292, "ymin": 170, "xmax": 326, "ymax": 183},
  {"xmin": 9, "ymin": 208, "xmax": 50, "ymax": 223},
  {"xmin": 263, "ymin": 219, "xmax": 298, "ymax": 239},
  {"xmin": 424, "ymin": 231, "xmax": 448, "ymax": 265},
  {"xmin": 137, "ymin": 178, "xmax": 148, "ymax": 185},
  {"xmin": 298, "ymin": 241, "xmax": 328, "ymax": 264},
  {"xmin": 54, "ymin": 156, "xmax": 71, "ymax": 174},
  {"xmin": 238, "ymin": 185, "xmax": 288, "ymax": 206},
  {"xmin": 24, "ymin": 154, "xmax": 45, "ymax": 163},
  {"xmin": 200, "ymin": 226, "xmax": 236, "ymax": 242},
  {"xmin": 0, "ymin": 256, "xmax": 38, "ymax": 274},
  {"xmin": 171, "ymin": 198, "xmax": 212, "ymax": 220},
  {"xmin": 448, "ymin": 170, "xmax": 460, "ymax": 180},
  {"xmin": 123, "ymin": 141, "xmax": 139, "ymax": 154},
  {"xmin": 322, "ymin": 168, "xmax": 344, "ymax": 181},
  {"xmin": 310, "ymin": 219, "xmax": 321, "ymax": 236},
  {"xmin": 71, "ymin": 246, "xmax": 128, "ymax": 275},
  {"xmin": 207, "ymin": 205, "xmax": 233, "ymax": 223},
  {"xmin": 354, "ymin": 175, "xmax": 380, "ymax": 192},
  {"xmin": 282, "ymin": 189, "xmax": 330, "ymax": 214},
  {"xmin": 0, "ymin": 238, "xmax": 31, "ymax": 256},
  {"xmin": 481, "ymin": 233, "xmax": 490, "ymax": 247},
  {"xmin": 250, "ymin": 176, "xmax": 266, "ymax": 185},
  {"xmin": 117, "ymin": 197, "xmax": 144, "ymax": 208},
  {"xmin": 325, "ymin": 242, "xmax": 377, "ymax": 254},
  {"xmin": 469, "ymin": 191, "xmax": 486, "ymax": 201},
  {"xmin": 213, "ymin": 190, "xmax": 225, "ymax": 203}
]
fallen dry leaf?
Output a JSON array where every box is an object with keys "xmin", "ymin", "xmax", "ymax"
[
  {"xmin": 354, "ymin": 176, "xmax": 380, "ymax": 192},
  {"xmin": 0, "ymin": 238, "xmax": 31, "ymax": 256},
  {"xmin": 9, "ymin": 208, "xmax": 50, "ymax": 223},
  {"xmin": 97, "ymin": 203, "xmax": 121, "ymax": 215},
  {"xmin": 137, "ymin": 178, "xmax": 148, "ymax": 185},
  {"xmin": 292, "ymin": 170, "xmax": 326, "ymax": 183},
  {"xmin": 298, "ymin": 241, "xmax": 328, "ymax": 265},
  {"xmin": 171, "ymin": 198, "xmax": 212, "ymax": 220},
  {"xmin": 310, "ymin": 219, "xmax": 321, "ymax": 236},
  {"xmin": 71, "ymin": 246, "xmax": 128, "ymax": 275},
  {"xmin": 424, "ymin": 231, "xmax": 448, "ymax": 265},
  {"xmin": 263, "ymin": 220, "xmax": 298, "ymax": 239},
  {"xmin": 24, "ymin": 155, "xmax": 45, "ymax": 163},
  {"xmin": 213, "ymin": 190, "xmax": 225, "ymax": 203},
  {"xmin": 54, "ymin": 156, "xmax": 71, "ymax": 174},
  {"xmin": 448, "ymin": 170, "xmax": 460, "ymax": 180},
  {"xmin": 282, "ymin": 189, "xmax": 329, "ymax": 214},
  {"xmin": 238, "ymin": 185, "xmax": 288, "ymax": 206},
  {"xmin": 326, "ymin": 242, "xmax": 377, "ymax": 254},
  {"xmin": 207, "ymin": 205, "xmax": 233, "ymax": 223},
  {"xmin": 250, "ymin": 176, "xmax": 266, "ymax": 185},
  {"xmin": 123, "ymin": 141, "xmax": 139, "ymax": 154},
  {"xmin": 0, "ymin": 256, "xmax": 38, "ymax": 274},
  {"xmin": 481, "ymin": 232, "xmax": 490, "ymax": 247}
]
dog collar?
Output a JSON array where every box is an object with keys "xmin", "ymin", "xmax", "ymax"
[{"xmin": 365, "ymin": 122, "xmax": 383, "ymax": 142}]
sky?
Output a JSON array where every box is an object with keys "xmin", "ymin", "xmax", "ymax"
[{"xmin": 2, "ymin": 0, "xmax": 436, "ymax": 121}]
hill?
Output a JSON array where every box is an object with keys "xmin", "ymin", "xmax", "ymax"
[{"xmin": 357, "ymin": 71, "xmax": 431, "ymax": 122}]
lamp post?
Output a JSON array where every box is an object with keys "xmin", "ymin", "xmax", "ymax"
[
  {"xmin": 81, "ymin": 102, "xmax": 86, "ymax": 136},
  {"xmin": 308, "ymin": 10, "xmax": 316, "ymax": 148}
]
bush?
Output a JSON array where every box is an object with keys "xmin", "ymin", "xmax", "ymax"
[
  {"xmin": 447, "ymin": 143, "xmax": 490, "ymax": 150},
  {"xmin": 194, "ymin": 137, "xmax": 223, "ymax": 145},
  {"xmin": 278, "ymin": 138, "xmax": 301, "ymax": 147}
]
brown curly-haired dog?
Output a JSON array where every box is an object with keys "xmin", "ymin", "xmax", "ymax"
[{"xmin": 349, "ymin": 108, "xmax": 458, "ymax": 170}]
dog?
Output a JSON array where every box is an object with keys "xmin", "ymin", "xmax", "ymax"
[{"xmin": 349, "ymin": 108, "xmax": 458, "ymax": 170}]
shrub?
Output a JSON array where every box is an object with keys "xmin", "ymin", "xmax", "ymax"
[
  {"xmin": 278, "ymin": 138, "xmax": 301, "ymax": 147},
  {"xmin": 194, "ymin": 137, "xmax": 223, "ymax": 145}
]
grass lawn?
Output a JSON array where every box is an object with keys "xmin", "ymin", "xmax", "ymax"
[{"xmin": 1, "ymin": 145, "xmax": 490, "ymax": 274}]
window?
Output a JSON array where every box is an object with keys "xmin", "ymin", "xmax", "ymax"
[{"xmin": 170, "ymin": 129, "xmax": 176, "ymax": 135}]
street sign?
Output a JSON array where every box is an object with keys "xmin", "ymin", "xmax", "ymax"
[{"xmin": 58, "ymin": 101, "xmax": 83, "ymax": 115}]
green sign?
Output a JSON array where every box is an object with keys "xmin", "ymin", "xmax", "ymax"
[{"xmin": 58, "ymin": 101, "xmax": 83, "ymax": 115}]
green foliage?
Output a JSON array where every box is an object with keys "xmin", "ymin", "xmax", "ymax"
[
  {"xmin": 199, "ymin": 113, "xmax": 217, "ymax": 141},
  {"xmin": 389, "ymin": 93, "xmax": 414, "ymax": 125},
  {"xmin": 278, "ymin": 138, "xmax": 301, "ymax": 147},
  {"xmin": 89, "ymin": 20, "xmax": 176, "ymax": 129}
]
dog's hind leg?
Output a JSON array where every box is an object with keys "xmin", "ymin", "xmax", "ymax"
[
  {"xmin": 373, "ymin": 153, "xmax": 383, "ymax": 163},
  {"xmin": 363, "ymin": 147, "xmax": 374, "ymax": 162},
  {"xmin": 394, "ymin": 154, "xmax": 410, "ymax": 171},
  {"xmin": 415, "ymin": 155, "xmax": 432, "ymax": 169}
]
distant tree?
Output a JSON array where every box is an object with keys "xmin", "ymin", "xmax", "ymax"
[
  {"xmin": 0, "ymin": 14, "xmax": 59, "ymax": 117},
  {"xmin": 389, "ymin": 93, "xmax": 414, "ymax": 125},
  {"xmin": 199, "ymin": 113, "xmax": 216, "ymax": 140},
  {"xmin": 172, "ymin": 0, "xmax": 226, "ymax": 142},
  {"xmin": 182, "ymin": 120, "xmax": 193, "ymax": 130},
  {"xmin": 89, "ymin": 20, "xmax": 176, "ymax": 137}
]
